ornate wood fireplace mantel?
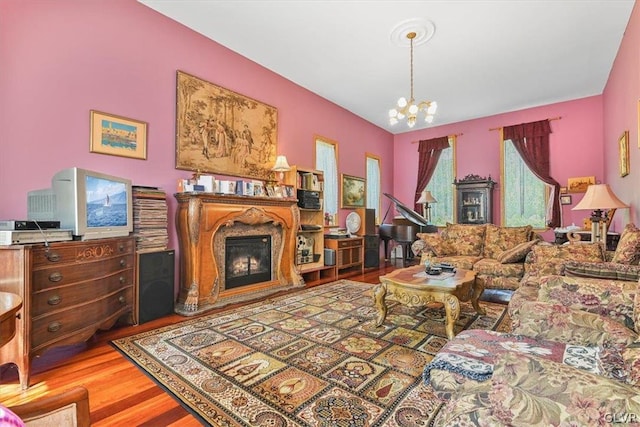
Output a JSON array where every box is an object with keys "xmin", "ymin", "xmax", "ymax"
[{"xmin": 174, "ymin": 193, "xmax": 303, "ymax": 316}]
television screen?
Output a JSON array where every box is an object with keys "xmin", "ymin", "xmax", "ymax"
[{"xmin": 85, "ymin": 176, "xmax": 129, "ymax": 228}]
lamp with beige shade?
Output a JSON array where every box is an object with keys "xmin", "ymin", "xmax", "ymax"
[{"xmin": 572, "ymin": 184, "xmax": 628, "ymax": 243}]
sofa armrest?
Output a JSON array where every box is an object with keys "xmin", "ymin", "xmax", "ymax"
[
  {"xmin": 512, "ymin": 300, "xmax": 637, "ymax": 350},
  {"xmin": 535, "ymin": 274, "xmax": 636, "ymax": 330},
  {"xmin": 487, "ymin": 352, "xmax": 640, "ymax": 426}
]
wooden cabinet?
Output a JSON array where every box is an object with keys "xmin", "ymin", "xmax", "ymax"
[
  {"xmin": 324, "ymin": 237, "xmax": 364, "ymax": 279},
  {"xmin": 0, "ymin": 237, "xmax": 135, "ymax": 389},
  {"xmin": 286, "ymin": 166, "xmax": 336, "ymax": 285},
  {"xmin": 454, "ymin": 174, "xmax": 496, "ymax": 224}
]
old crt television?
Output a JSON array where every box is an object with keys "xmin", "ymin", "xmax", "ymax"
[{"xmin": 28, "ymin": 167, "xmax": 133, "ymax": 240}]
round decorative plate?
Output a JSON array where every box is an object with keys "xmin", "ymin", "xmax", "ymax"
[{"xmin": 346, "ymin": 211, "xmax": 361, "ymax": 235}]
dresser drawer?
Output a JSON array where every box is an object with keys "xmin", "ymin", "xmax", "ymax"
[
  {"xmin": 32, "ymin": 256, "xmax": 133, "ymax": 292},
  {"xmin": 31, "ymin": 287, "xmax": 133, "ymax": 350},
  {"xmin": 31, "ymin": 272, "xmax": 134, "ymax": 317},
  {"xmin": 31, "ymin": 238, "xmax": 134, "ymax": 269}
]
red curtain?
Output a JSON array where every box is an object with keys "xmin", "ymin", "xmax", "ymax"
[
  {"xmin": 503, "ymin": 120, "xmax": 561, "ymax": 228},
  {"xmin": 414, "ymin": 136, "xmax": 450, "ymax": 212}
]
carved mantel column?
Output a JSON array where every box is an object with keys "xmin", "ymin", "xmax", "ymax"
[{"xmin": 174, "ymin": 193, "xmax": 303, "ymax": 316}]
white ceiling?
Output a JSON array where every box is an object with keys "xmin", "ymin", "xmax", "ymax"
[{"xmin": 139, "ymin": 0, "xmax": 635, "ymax": 135}]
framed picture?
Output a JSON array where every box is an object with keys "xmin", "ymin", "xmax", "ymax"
[
  {"xmin": 90, "ymin": 110, "xmax": 147, "ymax": 159},
  {"xmin": 284, "ymin": 185, "xmax": 295, "ymax": 198},
  {"xmin": 559, "ymin": 186, "xmax": 567, "ymax": 194},
  {"xmin": 265, "ymin": 184, "xmax": 276, "ymax": 197},
  {"xmin": 567, "ymin": 176, "xmax": 596, "ymax": 193},
  {"xmin": 253, "ymin": 181, "xmax": 265, "ymax": 197},
  {"xmin": 175, "ymin": 71, "xmax": 278, "ymax": 180},
  {"xmin": 619, "ymin": 130, "xmax": 630, "ymax": 177},
  {"xmin": 560, "ymin": 195, "xmax": 572, "ymax": 205},
  {"xmin": 341, "ymin": 174, "xmax": 366, "ymax": 208}
]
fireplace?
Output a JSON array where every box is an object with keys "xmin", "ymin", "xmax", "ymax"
[
  {"xmin": 225, "ymin": 235, "xmax": 271, "ymax": 289},
  {"xmin": 174, "ymin": 193, "xmax": 303, "ymax": 316}
]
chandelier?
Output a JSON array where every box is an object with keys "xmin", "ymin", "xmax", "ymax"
[{"xmin": 388, "ymin": 31, "xmax": 437, "ymax": 128}]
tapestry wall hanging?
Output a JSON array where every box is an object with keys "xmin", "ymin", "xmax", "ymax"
[{"xmin": 175, "ymin": 71, "xmax": 278, "ymax": 180}]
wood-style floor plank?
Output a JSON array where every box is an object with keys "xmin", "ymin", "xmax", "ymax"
[{"xmin": 0, "ymin": 262, "xmax": 399, "ymax": 425}]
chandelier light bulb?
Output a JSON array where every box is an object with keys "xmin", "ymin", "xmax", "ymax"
[{"xmin": 388, "ymin": 29, "xmax": 437, "ymax": 128}]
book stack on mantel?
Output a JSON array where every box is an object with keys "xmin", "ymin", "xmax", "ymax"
[{"xmin": 132, "ymin": 186, "xmax": 169, "ymax": 252}]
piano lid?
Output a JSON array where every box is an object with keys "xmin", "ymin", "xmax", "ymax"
[{"xmin": 383, "ymin": 193, "xmax": 429, "ymax": 227}]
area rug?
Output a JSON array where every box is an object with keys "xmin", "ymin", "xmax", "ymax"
[{"xmin": 112, "ymin": 280, "xmax": 510, "ymax": 426}]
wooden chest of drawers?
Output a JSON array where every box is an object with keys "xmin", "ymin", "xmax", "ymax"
[{"xmin": 0, "ymin": 237, "xmax": 135, "ymax": 389}]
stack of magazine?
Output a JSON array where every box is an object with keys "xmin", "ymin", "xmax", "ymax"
[{"xmin": 132, "ymin": 186, "xmax": 169, "ymax": 252}]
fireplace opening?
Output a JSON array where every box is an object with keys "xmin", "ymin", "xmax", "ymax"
[{"xmin": 225, "ymin": 235, "xmax": 272, "ymax": 289}]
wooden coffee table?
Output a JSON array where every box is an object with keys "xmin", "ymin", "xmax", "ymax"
[{"xmin": 374, "ymin": 265, "xmax": 485, "ymax": 339}]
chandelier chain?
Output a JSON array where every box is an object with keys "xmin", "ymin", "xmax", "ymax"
[{"xmin": 409, "ymin": 35, "xmax": 414, "ymax": 101}]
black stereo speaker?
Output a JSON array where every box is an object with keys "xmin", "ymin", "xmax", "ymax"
[
  {"xmin": 364, "ymin": 235, "xmax": 380, "ymax": 268},
  {"xmin": 137, "ymin": 250, "xmax": 175, "ymax": 324},
  {"xmin": 355, "ymin": 208, "xmax": 376, "ymax": 236}
]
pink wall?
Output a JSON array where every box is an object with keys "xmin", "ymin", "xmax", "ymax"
[
  {"xmin": 603, "ymin": 1, "xmax": 640, "ymax": 231},
  {"xmin": 0, "ymin": 1, "xmax": 394, "ymax": 260},
  {"xmin": 392, "ymin": 96, "xmax": 605, "ymax": 238}
]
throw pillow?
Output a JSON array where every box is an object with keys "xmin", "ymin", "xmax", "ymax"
[
  {"xmin": 496, "ymin": 240, "xmax": 538, "ymax": 263},
  {"xmin": 564, "ymin": 261, "xmax": 640, "ymax": 282},
  {"xmin": 483, "ymin": 224, "xmax": 533, "ymax": 259},
  {"xmin": 443, "ymin": 223, "xmax": 486, "ymax": 256},
  {"xmin": 416, "ymin": 233, "xmax": 454, "ymax": 257},
  {"xmin": 611, "ymin": 223, "xmax": 640, "ymax": 265}
]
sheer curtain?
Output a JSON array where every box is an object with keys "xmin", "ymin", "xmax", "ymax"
[
  {"xmin": 503, "ymin": 119, "xmax": 560, "ymax": 228},
  {"xmin": 316, "ymin": 140, "xmax": 338, "ymax": 217},
  {"xmin": 414, "ymin": 136, "xmax": 450, "ymax": 212},
  {"xmin": 366, "ymin": 155, "xmax": 381, "ymax": 223}
]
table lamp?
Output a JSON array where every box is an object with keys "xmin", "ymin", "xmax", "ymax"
[
  {"xmin": 271, "ymin": 155, "xmax": 291, "ymax": 184},
  {"xmin": 417, "ymin": 190, "xmax": 437, "ymax": 222},
  {"xmin": 572, "ymin": 184, "xmax": 628, "ymax": 243}
]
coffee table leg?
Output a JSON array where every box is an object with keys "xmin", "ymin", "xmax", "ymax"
[
  {"xmin": 373, "ymin": 282, "xmax": 388, "ymax": 327},
  {"xmin": 443, "ymin": 294, "xmax": 460, "ymax": 339},
  {"xmin": 471, "ymin": 281, "xmax": 486, "ymax": 315}
]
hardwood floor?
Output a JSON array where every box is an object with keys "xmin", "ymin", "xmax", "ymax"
[{"xmin": 0, "ymin": 263, "xmax": 400, "ymax": 426}]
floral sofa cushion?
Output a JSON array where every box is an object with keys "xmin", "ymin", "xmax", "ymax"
[
  {"xmin": 434, "ymin": 352, "xmax": 640, "ymax": 427},
  {"xmin": 612, "ymin": 223, "xmax": 640, "ymax": 265},
  {"xmin": 441, "ymin": 223, "xmax": 486, "ymax": 256},
  {"xmin": 415, "ymin": 232, "xmax": 455, "ymax": 257},
  {"xmin": 496, "ymin": 239, "xmax": 538, "ymax": 263},
  {"xmin": 482, "ymin": 224, "xmax": 532, "ymax": 259},
  {"xmin": 524, "ymin": 242, "xmax": 605, "ymax": 277},
  {"xmin": 423, "ymin": 329, "xmax": 614, "ymax": 398}
]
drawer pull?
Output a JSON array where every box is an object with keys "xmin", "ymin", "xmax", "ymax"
[
  {"xmin": 45, "ymin": 251, "xmax": 61, "ymax": 262},
  {"xmin": 120, "ymin": 259, "xmax": 126, "ymax": 267},
  {"xmin": 118, "ymin": 295, "xmax": 126, "ymax": 304},
  {"xmin": 48, "ymin": 295, "xmax": 61, "ymax": 305},
  {"xmin": 48, "ymin": 272, "xmax": 63, "ymax": 282},
  {"xmin": 118, "ymin": 243, "xmax": 125, "ymax": 252},
  {"xmin": 119, "ymin": 276, "xmax": 125, "ymax": 283},
  {"xmin": 47, "ymin": 322, "xmax": 61, "ymax": 333}
]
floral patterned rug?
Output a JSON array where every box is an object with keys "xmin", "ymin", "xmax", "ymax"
[{"xmin": 112, "ymin": 280, "xmax": 510, "ymax": 426}]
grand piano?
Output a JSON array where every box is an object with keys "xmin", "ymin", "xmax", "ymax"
[{"xmin": 379, "ymin": 193, "xmax": 437, "ymax": 266}]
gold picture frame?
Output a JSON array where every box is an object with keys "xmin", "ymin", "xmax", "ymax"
[
  {"xmin": 567, "ymin": 176, "xmax": 596, "ymax": 193},
  {"xmin": 341, "ymin": 174, "xmax": 366, "ymax": 209},
  {"xmin": 619, "ymin": 130, "xmax": 630, "ymax": 177},
  {"xmin": 90, "ymin": 110, "xmax": 147, "ymax": 159},
  {"xmin": 175, "ymin": 71, "xmax": 278, "ymax": 180}
]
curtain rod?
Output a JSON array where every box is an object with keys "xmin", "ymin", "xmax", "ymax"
[
  {"xmin": 488, "ymin": 116, "xmax": 561, "ymax": 131},
  {"xmin": 411, "ymin": 133, "xmax": 463, "ymax": 144}
]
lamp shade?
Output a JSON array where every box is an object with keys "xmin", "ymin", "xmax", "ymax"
[
  {"xmin": 572, "ymin": 184, "xmax": 628, "ymax": 211},
  {"xmin": 417, "ymin": 190, "xmax": 437, "ymax": 204},
  {"xmin": 271, "ymin": 155, "xmax": 291, "ymax": 172}
]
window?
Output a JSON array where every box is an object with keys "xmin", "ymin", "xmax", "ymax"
[
  {"xmin": 502, "ymin": 138, "xmax": 546, "ymax": 228},
  {"xmin": 365, "ymin": 154, "xmax": 381, "ymax": 224},
  {"xmin": 425, "ymin": 137, "xmax": 455, "ymax": 226},
  {"xmin": 315, "ymin": 137, "xmax": 338, "ymax": 219}
]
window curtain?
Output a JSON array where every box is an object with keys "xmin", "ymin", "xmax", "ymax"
[
  {"xmin": 503, "ymin": 120, "xmax": 561, "ymax": 228},
  {"xmin": 414, "ymin": 136, "xmax": 450, "ymax": 212}
]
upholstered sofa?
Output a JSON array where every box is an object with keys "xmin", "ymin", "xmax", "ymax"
[
  {"xmin": 424, "ymin": 224, "xmax": 640, "ymax": 425},
  {"xmin": 411, "ymin": 223, "xmax": 540, "ymax": 292}
]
